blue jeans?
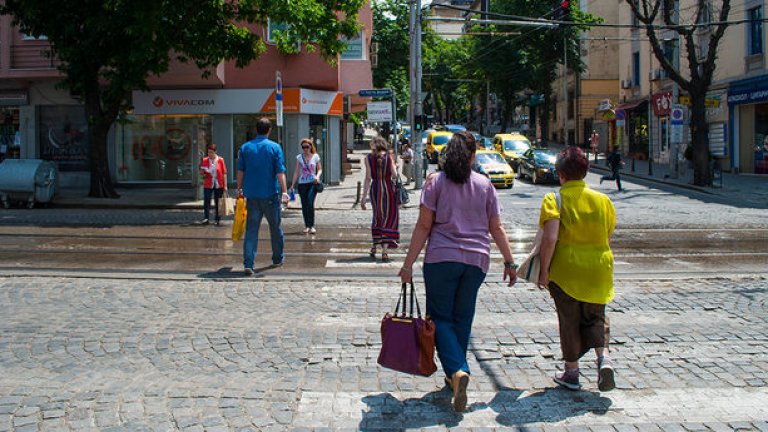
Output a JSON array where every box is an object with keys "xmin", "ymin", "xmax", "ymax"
[
  {"xmin": 243, "ymin": 195, "xmax": 284, "ymax": 269},
  {"xmin": 423, "ymin": 261, "xmax": 487, "ymax": 378},
  {"xmin": 297, "ymin": 182, "xmax": 316, "ymax": 228}
]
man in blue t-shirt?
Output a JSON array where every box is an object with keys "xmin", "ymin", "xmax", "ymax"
[{"xmin": 236, "ymin": 118, "xmax": 289, "ymax": 275}]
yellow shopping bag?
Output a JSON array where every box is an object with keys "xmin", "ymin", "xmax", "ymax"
[{"xmin": 231, "ymin": 196, "xmax": 247, "ymax": 241}]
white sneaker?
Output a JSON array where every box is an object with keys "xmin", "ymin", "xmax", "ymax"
[
  {"xmin": 303, "ymin": 227, "xmax": 310, "ymax": 234},
  {"xmin": 309, "ymin": 227, "xmax": 316, "ymax": 234}
]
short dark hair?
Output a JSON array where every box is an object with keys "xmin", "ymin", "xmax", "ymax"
[
  {"xmin": 443, "ymin": 131, "xmax": 476, "ymax": 184},
  {"xmin": 207, "ymin": 143, "xmax": 217, "ymax": 152},
  {"xmin": 555, "ymin": 146, "xmax": 589, "ymax": 180},
  {"xmin": 256, "ymin": 118, "xmax": 272, "ymax": 135}
]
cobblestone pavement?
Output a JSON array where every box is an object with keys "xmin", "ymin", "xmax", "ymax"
[{"xmin": 1, "ymin": 275, "xmax": 766, "ymax": 431}]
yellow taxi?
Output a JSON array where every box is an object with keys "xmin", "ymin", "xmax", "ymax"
[
  {"xmin": 473, "ymin": 149, "xmax": 514, "ymax": 188},
  {"xmin": 426, "ymin": 131, "xmax": 452, "ymax": 164},
  {"xmin": 492, "ymin": 133, "xmax": 531, "ymax": 169}
]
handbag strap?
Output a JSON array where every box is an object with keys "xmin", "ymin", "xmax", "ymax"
[{"xmin": 395, "ymin": 282, "xmax": 422, "ymax": 318}]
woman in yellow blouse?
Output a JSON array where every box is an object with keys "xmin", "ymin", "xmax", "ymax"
[{"xmin": 538, "ymin": 146, "xmax": 616, "ymax": 392}]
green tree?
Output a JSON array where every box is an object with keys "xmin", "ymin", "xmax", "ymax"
[
  {"xmin": 372, "ymin": 0, "xmax": 411, "ymax": 120},
  {"xmin": 627, "ymin": 0, "xmax": 732, "ymax": 186},
  {"xmin": 0, "ymin": 0, "xmax": 363, "ymax": 198}
]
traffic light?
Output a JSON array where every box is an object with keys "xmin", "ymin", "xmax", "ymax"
[
  {"xmin": 553, "ymin": 0, "xmax": 571, "ymax": 22},
  {"xmin": 414, "ymin": 115, "xmax": 426, "ymax": 132}
]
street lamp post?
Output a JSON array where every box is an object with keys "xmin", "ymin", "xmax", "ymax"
[{"xmin": 409, "ymin": 0, "xmax": 424, "ymax": 189}]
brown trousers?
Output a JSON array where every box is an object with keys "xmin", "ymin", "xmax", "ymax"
[{"xmin": 549, "ymin": 282, "xmax": 610, "ymax": 362}]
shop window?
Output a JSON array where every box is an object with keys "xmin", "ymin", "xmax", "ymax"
[
  {"xmin": 0, "ymin": 109, "xmax": 21, "ymax": 162},
  {"xmin": 116, "ymin": 115, "xmax": 211, "ymax": 182},
  {"xmin": 39, "ymin": 106, "xmax": 90, "ymax": 172}
]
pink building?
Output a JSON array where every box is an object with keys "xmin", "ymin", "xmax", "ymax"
[{"xmin": 0, "ymin": 4, "xmax": 373, "ymax": 189}]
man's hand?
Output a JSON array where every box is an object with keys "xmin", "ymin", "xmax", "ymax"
[{"xmin": 281, "ymin": 192, "xmax": 290, "ymax": 205}]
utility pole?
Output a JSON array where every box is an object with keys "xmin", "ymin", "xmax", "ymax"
[{"xmin": 409, "ymin": 0, "xmax": 424, "ymax": 189}]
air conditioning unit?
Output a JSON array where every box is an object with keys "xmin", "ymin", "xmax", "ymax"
[
  {"xmin": 621, "ymin": 79, "xmax": 632, "ymax": 89},
  {"xmin": 370, "ymin": 53, "xmax": 378, "ymax": 68},
  {"xmin": 649, "ymin": 69, "xmax": 661, "ymax": 81}
]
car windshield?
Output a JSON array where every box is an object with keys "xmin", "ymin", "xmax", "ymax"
[
  {"xmin": 476, "ymin": 153, "xmax": 506, "ymax": 165},
  {"xmin": 503, "ymin": 140, "xmax": 530, "ymax": 152},
  {"xmin": 432, "ymin": 135, "xmax": 450, "ymax": 145},
  {"xmin": 533, "ymin": 150, "xmax": 558, "ymax": 164}
]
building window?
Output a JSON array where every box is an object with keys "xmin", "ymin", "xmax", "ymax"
[
  {"xmin": 632, "ymin": 51, "xmax": 641, "ymax": 86},
  {"xmin": 340, "ymin": 31, "xmax": 365, "ymax": 60},
  {"xmin": 21, "ymin": 34, "xmax": 48, "ymax": 41},
  {"xmin": 748, "ymin": 6, "xmax": 763, "ymax": 55},
  {"xmin": 267, "ymin": 20, "xmax": 289, "ymax": 44}
]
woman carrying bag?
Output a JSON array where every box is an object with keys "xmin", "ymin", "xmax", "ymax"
[
  {"xmin": 538, "ymin": 146, "xmax": 617, "ymax": 392},
  {"xmin": 290, "ymin": 138, "xmax": 322, "ymax": 234},
  {"xmin": 199, "ymin": 143, "xmax": 227, "ymax": 226},
  {"xmin": 398, "ymin": 131, "xmax": 517, "ymax": 412}
]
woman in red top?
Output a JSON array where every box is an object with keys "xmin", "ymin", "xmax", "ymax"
[{"xmin": 199, "ymin": 143, "xmax": 227, "ymax": 225}]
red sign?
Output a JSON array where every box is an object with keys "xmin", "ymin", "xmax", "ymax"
[{"xmin": 651, "ymin": 92, "xmax": 672, "ymax": 116}]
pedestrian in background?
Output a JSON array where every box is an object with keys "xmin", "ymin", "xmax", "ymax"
[
  {"xmin": 600, "ymin": 146, "xmax": 624, "ymax": 191},
  {"xmin": 400, "ymin": 142, "xmax": 414, "ymax": 185},
  {"xmin": 236, "ymin": 118, "xmax": 290, "ymax": 276},
  {"xmin": 199, "ymin": 143, "xmax": 227, "ymax": 226},
  {"xmin": 290, "ymin": 138, "xmax": 323, "ymax": 235},
  {"xmin": 398, "ymin": 131, "xmax": 517, "ymax": 412},
  {"xmin": 361, "ymin": 136, "xmax": 399, "ymax": 262},
  {"xmin": 537, "ymin": 146, "xmax": 617, "ymax": 392}
]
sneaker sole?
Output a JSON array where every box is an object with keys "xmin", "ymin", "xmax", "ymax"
[
  {"xmin": 598, "ymin": 367, "xmax": 615, "ymax": 392},
  {"xmin": 453, "ymin": 373, "xmax": 469, "ymax": 412},
  {"xmin": 553, "ymin": 376, "xmax": 582, "ymax": 391}
]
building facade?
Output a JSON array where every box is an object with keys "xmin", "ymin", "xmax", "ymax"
[{"xmin": 0, "ymin": 4, "xmax": 373, "ymax": 190}]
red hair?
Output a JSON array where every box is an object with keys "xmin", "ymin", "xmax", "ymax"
[{"xmin": 555, "ymin": 146, "xmax": 589, "ymax": 180}]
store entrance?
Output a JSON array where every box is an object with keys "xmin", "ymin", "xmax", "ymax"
[
  {"xmin": 0, "ymin": 108, "xmax": 21, "ymax": 162},
  {"xmin": 308, "ymin": 115, "xmax": 327, "ymax": 183}
]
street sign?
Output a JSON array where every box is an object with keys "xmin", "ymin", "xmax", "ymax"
[
  {"xmin": 359, "ymin": 89, "xmax": 392, "ymax": 98},
  {"xmin": 670, "ymin": 104, "xmax": 684, "ymax": 144},
  {"xmin": 276, "ymin": 71, "xmax": 283, "ymax": 127},
  {"xmin": 367, "ymin": 101, "xmax": 393, "ymax": 122}
]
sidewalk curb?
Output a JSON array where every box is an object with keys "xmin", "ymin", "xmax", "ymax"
[{"xmin": 590, "ymin": 165, "xmax": 716, "ymax": 195}]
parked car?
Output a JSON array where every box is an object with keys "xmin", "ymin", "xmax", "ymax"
[
  {"xmin": 517, "ymin": 148, "xmax": 560, "ymax": 184},
  {"xmin": 472, "ymin": 149, "xmax": 515, "ymax": 188},
  {"xmin": 426, "ymin": 131, "xmax": 452, "ymax": 164},
  {"xmin": 492, "ymin": 133, "xmax": 531, "ymax": 169},
  {"xmin": 469, "ymin": 132, "xmax": 493, "ymax": 150}
]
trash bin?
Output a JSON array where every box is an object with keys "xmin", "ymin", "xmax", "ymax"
[{"xmin": 0, "ymin": 159, "xmax": 58, "ymax": 208}]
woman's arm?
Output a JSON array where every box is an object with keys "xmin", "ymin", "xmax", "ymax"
[
  {"xmin": 537, "ymin": 219, "xmax": 560, "ymax": 289},
  {"xmin": 361, "ymin": 157, "xmax": 372, "ymax": 210},
  {"xmin": 315, "ymin": 159, "xmax": 323, "ymax": 184},
  {"xmin": 399, "ymin": 205, "xmax": 434, "ymax": 283},
  {"xmin": 290, "ymin": 159, "xmax": 300, "ymax": 189},
  {"xmin": 489, "ymin": 215, "xmax": 517, "ymax": 286}
]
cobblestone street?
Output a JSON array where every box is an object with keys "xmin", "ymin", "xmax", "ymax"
[{"xmin": 1, "ymin": 275, "xmax": 766, "ymax": 431}]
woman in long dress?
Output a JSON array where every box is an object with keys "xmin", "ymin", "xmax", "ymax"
[{"xmin": 361, "ymin": 136, "xmax": 399, "ymax": 262}]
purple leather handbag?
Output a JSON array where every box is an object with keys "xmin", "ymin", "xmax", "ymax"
[{"xmin": 377, "ymin": 282, "xmax": 437, "ymax": 377}]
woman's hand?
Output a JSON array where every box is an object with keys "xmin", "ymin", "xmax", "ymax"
[
  {"xmin": 503, "ymin": 266, "xmax": 517, "ymax": 287},
  {"xmin": 398, "ymin": 266, "xmax": 413, "ymax": 283},
  {"xmin": 314, "ymin": 175, "xmax": 320, "ymax": 184},
  {"xmin": 536, "ymin": 269, "xmax": 550, "ymax": 290}
]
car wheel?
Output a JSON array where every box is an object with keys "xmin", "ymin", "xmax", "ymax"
[{"xmin": 516, "ymin": 169, "xmax": 524, "ymax": 180}]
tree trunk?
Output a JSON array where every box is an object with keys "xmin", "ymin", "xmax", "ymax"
[
  {"xmin": 500, "ymin": 97, "xmax": 513, "ymax": 133},
  {"xmin": 85, "ymin": 94, "xmax": 120, "ymax": 198},
  {"xmin": 690, "ymin": 90, "xmax": 711, "ymax": 186}
]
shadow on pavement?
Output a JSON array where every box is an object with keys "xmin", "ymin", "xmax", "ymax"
[
  {"xmin": 197, "ymin": 267, "xmax": 263, "ymax": 279},
  {"xmin": 488, "ymin": 386, "xmax": 612, "ymax": 425},
  {"xmin": 359, "ymin": 389, "xmax": 462, "ymax": 430}
]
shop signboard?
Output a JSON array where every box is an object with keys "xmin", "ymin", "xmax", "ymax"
[{"xmin": 367, "ymin": 101, "xmax": 393, "ymax": 122}]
